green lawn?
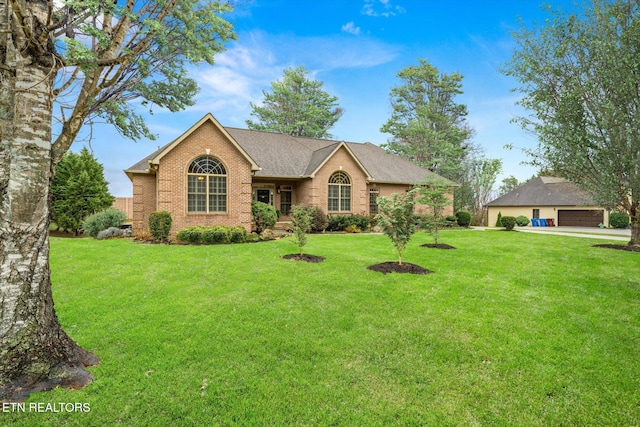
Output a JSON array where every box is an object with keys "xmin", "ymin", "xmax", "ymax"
[{"xmin": 5, "ymin": 230, "xmax": 640, "ymax": 426}]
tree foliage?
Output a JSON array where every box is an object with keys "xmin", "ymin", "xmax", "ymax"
[
  {"xmin": 51, "ymin": 147, "xmax": 114, "ymax": 235},
  {"xmin": 251, "ymin": 201, "xmax": 278, "ymax": 234},
  {"xmin": 416, "ymin": 178, "xmax": 453, "ymax": 244},
  {"xmin": 0, "ymin": 0, "xmax": 235, "ymax": 400},
  {"xmin": 290, "ymin": 205, "xmax": 313, "ymax": 255},
  {"xmin": 498, "ymin": 176, "xmax": 521, "ymax": 196},
  {"xmin": 375, "ymin": 191, "xmax": 417, "ymax": 265},
  {"xmin": 503, "ymin": 0, "xmax": 640, "ymax": 245},
  {"xmin": 455, "ymin": 155, "xmax": 502, "ymax": 224},
  {"xmin": 49, "ymin": 0, "xmax": 235, "ymax": 163},
  {"xmin": 381, "ymin": 58, "xmax": 474, "ymax": 179},
  {"xmin": 247, "ymin": 66, "xmax": 344, "ymax": 139}
]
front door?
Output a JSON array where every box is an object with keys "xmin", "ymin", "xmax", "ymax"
[{"xmin": 256, "ymin": 189, "xmax": 270, "ymax": 204}]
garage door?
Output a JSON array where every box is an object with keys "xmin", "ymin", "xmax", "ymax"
[{"xmin": 557, "ymin": 210, "xmax": 604, "ymax": 227}]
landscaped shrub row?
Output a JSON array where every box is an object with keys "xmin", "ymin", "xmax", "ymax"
[
  {"xmin": 326, "ymin": 214, "xmax": 373, "ymax": 232},
  {"xmin": 177, "ymin": 225, "xmax": 247, "ymax": 244}
]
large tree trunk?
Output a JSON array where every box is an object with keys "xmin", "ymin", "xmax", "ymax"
[
  {"xmin": 0, "ymin": 1, "xmax": 98, "ymax": 402},
  {"xmin": 629, "ymin": 205, "xmax": 640, "ymax": 247}
]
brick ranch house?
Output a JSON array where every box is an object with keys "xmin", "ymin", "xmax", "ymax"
[{"xmin": 125, "ymin": 113, "xmax": 455, "ymax": 236}]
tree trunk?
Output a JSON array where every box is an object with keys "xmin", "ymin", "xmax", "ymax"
[
  {"xmin": 630, "ymin": 209, "xmax": 640, "ymax": 247},
  {"xmin": 0, "ymin": 2, "xmax": 98, "ymax": 402}
]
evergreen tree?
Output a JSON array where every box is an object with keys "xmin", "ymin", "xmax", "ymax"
[
  {"xmin": 247, "ymin": 66, "xmax": 343, "ymax": 139},
  {"xmin": 381, "ymin": 58, "xmax": 474, "ymax": 180},
  {"xmin": 51, "ymin": 148, "xmax": 115, "ymax": 235}
]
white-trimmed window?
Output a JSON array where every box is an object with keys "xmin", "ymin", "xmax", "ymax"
[
  {"xmin": 328, "ymin": 171, "xmax": 351, "ymax": 212},
  {"xmin": 369, "ymin": 188, "xmax": 379, "ymax": 214},
  {"xmin": 187, "ymin": 156, "xmax": 227, "ymax": 213}
]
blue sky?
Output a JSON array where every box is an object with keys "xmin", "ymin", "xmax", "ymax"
[{"xmin": 72, "ymin": 0, "xmax": 579, "ymax": 197}]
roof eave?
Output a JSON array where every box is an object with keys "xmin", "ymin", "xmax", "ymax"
[
  {"xmin": 149, "ymin": 113, "xmax": 261, "ymax": 171},
  {"xmin": 308, "ymin": 141, "xmax": 373, "ymax": 180}
]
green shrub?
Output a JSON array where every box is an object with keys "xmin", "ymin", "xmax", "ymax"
[
  {"xmin": 455, "ymin": 210, "xmax": 471, "ymax": 228},
  {"xmin": 202, "ymin": 226, "xmax": 228, "ymax": 244},
  {"xmin": 96, "ymin": 227, "xmax": 126, "ymax": 240},
  {"xmin": 176, "ymin": 225, "xmax": 247, "ymax": 245},
  {"xmin": 516, "ymin": 215, "xmax": 530, "ymax": 227},
  {"xmin": 229, "ymin": 226, "xmax": 248, "ymax": 243},
  {"xmin": 445, "ymin": 215, "xmax": 457, "ymax": 226},
  {"xmin": 327, "ymin": 214, "xmax": 370, "ymax": 232},
  {"xmin": 496, "ymin": 212, "xmax": 503, "ymax": 227},
  {"xmin": 307, "ymin": 206, "xmax": 328, "ymax": 233},
  {"xmin": 344, "ymin": 224, "xmax": 361, "ymax": 233},
  {"xmin": 501, "ymin": 216, "xmax": 517, "ymax": 231},
  {"xmin": 609, "ymin": 212, "xmax": 630, "ymax": 229},
  {"xmin": 83, "ymin": 208, "xmax": 127, "ymax": 238},
  {"xmin": 176, "ymin": 226, "xmax": 202, "ymax": 244},
  {"xmin": 148, "ymin": 211, "xmax": 172, "ymax": 242},
  {"xmin": 252, "ymin": 201, "xmax": 278, "ymax": 233}
]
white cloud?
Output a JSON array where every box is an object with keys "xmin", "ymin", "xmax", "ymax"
[
  {"xmin": 341, "ymin": 21, "xmax": 361, "ymax": 35},
  {"xmin": 180, "ymin": 29, "xmax": 400, "ymax": 127},
  {"xmin": 362, "ymin": 0, "xmax": 406, "ymax": 17}
]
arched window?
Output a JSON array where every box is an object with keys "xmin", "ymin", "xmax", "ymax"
[
  {"xmin": 328, "ymin": 171, "xmax": 351, "ymax": 212},
  {"xmin": 187, "ymin": 156, "xmax": 227, "ymax": 213}
]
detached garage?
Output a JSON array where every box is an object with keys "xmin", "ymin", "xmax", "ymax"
[{"xmin": 486, "ymin": 177, "xmax": 609, "ymax": 228}]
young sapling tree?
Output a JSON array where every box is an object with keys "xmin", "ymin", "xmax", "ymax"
[
  {"xmin": 375, "ymin": 191, "xmax": 417, "ymax": 265},
  {"xmin": 291, "ymin": 205, "xmax": 313, "ymax": 256},
  {"xmin": 416, "ymin": 178, "xmax": 453, "ymax": 244}
]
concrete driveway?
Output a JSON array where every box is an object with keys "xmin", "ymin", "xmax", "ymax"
[{"xmin": 474, "ymin": 226, "xmax": 631, "ymax": 241}]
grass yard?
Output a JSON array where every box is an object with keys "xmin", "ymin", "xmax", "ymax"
[{"xmin": 4, "ymin": 230, "xmax": 640, "ymax": 426}]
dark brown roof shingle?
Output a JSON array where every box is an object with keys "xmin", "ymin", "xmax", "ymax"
[
  {"xmin": 487, "ymin": 176, "xmax": 597, "ymax": 207},
  {"xmin": 126, "ymin": 114, "xmax": 455, "ymax": 186}
]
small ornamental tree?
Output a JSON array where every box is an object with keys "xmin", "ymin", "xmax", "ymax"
[
  {"xmin": 375, "ymin": 191, "xmax": 417, "ymax": 265},
  {"xmin": 291, "ymin": 205, "xmax": 312, "ymax": 255},
  {"xmin": 416, "ymin": 178, "xmax": 453, "ymax": 244}
]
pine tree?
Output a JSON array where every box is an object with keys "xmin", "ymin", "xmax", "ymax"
[
  {"xmin": 51, "ymin": 148, "xmax": 115, "ymax": 235},
  {"xmin": 247, "ymin": 66, "xmax": 343, "ymax": 139}
]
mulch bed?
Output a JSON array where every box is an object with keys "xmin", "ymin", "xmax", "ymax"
[
  {"xmin": 367, "ymin": 262, "xmax": 433, "ymax": 275},
  {"xmin": 281, "ymin": 254, "xmax": 326, "ymax": 263},
  {"xmin": 421, "ymin": 243, "xmax": 456, "ymax": 249},
  {"xmin": 593, "ymin": 243, "xmax": 640, "ymax": 252}
]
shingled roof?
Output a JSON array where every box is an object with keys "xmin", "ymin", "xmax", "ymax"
[
  {"xmin": 487, "ymin": 176, "xmax": 597, "ymax": 207},
  {"xmin": 125, "ymin": 113, "xmax": 452, "ymax": 186}
]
